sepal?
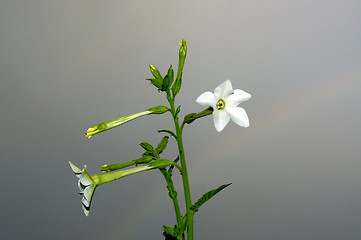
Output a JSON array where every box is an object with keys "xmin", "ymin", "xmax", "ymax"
[{"xmin": 147, "ymin": 105, "xmax": 169, "ymax": 114}]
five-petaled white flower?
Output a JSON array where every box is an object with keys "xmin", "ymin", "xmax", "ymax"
[
  {"xmin": 196, "ymin": 80, "xmax": 251, "ymax": 132},
  {"xmin": 69, "ymin": 162, "xmax": 97, "ymax": 216}
]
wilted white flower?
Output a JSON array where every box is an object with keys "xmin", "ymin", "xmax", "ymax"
[
  {"xmin": 196, "ymin": 80, "xmax": 251, "ymax": 132},
  {"xmin": 69, "ymin": 162, "xmax": 97, "ymax": 216}
]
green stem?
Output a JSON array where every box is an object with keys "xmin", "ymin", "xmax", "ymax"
[{"xmin": 168, "ymin": 93, "xmax": 194, "ymax": 240}]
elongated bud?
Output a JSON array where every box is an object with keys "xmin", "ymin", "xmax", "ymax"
[
  {"xmin": 155, "ymin": 136, "xmax": 169, "ymax": 154},
  {"xmin": 86, "ymin": 106, "xmax": 169, "ymax": 138},
  {"xmin": 179, "ymin": 39, "xmax": 187, "ymax": 58},
  {"xmin": 161, "ymin": 65, "xmax": 174, "ymax": 91},
  {"xmin": 149, "ymin": 64, "xmax": 163, "ymax": 80},
  {"xmin": 172, "ymin": 39, "xmax": 187, "ymax": 97},
  {"xmin": 139, "ymin": 142, "xmax": 154, "ymax": 151},
  {"xmin": 147, "ymin": 64, "xmax": 164, "ymax": 91}
]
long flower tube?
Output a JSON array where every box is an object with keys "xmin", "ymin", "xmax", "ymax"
[{"xmin": 86, "ymin": 106, "xmax": 169, "ymax": 138}]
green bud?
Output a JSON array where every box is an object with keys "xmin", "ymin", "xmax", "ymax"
[
  {"xmin": 139, "ymin": 142, "xmax": 154, "ymax": 151},
  {"xmin": 179, "ymin": 39, "xmax": 187, "ymax": 58},
  {"xmin": 149, "ymin": 64, "xmax": 163, "ymax": 80},
  {"xmin": 161, "ymin": 65, "xmax": 174, "ymax": 91},
  {"xmin": 172, "ymin": 39, "xmax": 187, "ymax": 97},
  {"xmin": 155, "ymin": 136, "xmax": 169, "ymax": 154},
  {"xmin": 147, "ymin": 64, "xmax": 164, "ymax": 91}
]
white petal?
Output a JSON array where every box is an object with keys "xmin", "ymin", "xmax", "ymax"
[
  {"xmin": 79, "ymin": 167, "xmax": 94, "ymax": 186},
  {"xmin": 225, "ymin": 107, "xmax": 250, "ymax": 127},
  {"xmin": 81, "ymin": 197, "xmax": 91, "ymax": 216},
  {"xmin": 225, "ymin": 89, "xmax": 251, "ymax": 107},
  {"xmin": 82, "ymin": 205, "xmax": 90, "ymax": 217},
  {"xmin": 83, "ymin": 185, "xmax": 95, "ymax": 201},
  {"xmin": 212, "ymin": 110, "xmax": 230, "ymax": 132},
  {"xmin": 214, "ymin": 80, "xmax": 233, "ymax": 99},
  {"xmin": 77, "ymin": 179, "xmax": 85, "ymax": 192},
  {"xmin": 69, "ymin": 162, "xmax": 82, "ymax": 177},
  {"xmin": 82, "ymin": 195, "xmax": 90, "ymax": 207},
  {"xmin": 196, "ymin": 91, "xmax": 217, "ymax": 108}
]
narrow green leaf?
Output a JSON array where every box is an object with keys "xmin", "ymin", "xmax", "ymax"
[
  {"xmin": 158, "ymin": 129, "xmax": 177, "ymax": 139},
  {"xmin": 190, "ymin": 183, "xmax": 232, "ymax": 212}
]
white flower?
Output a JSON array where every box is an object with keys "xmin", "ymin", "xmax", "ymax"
[
  {"xmin": 196, "ymin": 80, "xmax": 251, "ymax": 132},
  {"xmin": 69, "ymin": 162, "xmax": 97, "ymax": 216}
]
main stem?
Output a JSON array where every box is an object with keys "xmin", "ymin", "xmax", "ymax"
[{"xmin": 168, "ymin": 94, "xmax": 194, "ymax": 240}]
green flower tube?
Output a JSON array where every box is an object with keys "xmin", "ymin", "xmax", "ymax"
[
  {"xmin": 86, "ymin": 106, "xmax": 169, "ymax": 138},
  {"xmin": 69, "ymin": 159, "xmax": 173, "ymax": 216}
]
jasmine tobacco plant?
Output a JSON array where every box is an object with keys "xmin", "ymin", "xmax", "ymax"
[{"xmin": 69, "ymin": 39, "xmax": 251, "ymax": 240}]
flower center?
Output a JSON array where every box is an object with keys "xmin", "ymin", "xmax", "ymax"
[{"xmin": 216, "ymin": 99, "xmax": 225, "ymax": 110}]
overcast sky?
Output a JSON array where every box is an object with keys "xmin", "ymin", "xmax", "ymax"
[{"xmin": 1, "ymin": 0, "xmax": 361, "ymax": 239}]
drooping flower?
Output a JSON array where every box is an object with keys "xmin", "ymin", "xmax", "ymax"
[
  {"xmin": 69, "ymin": 159, "xmax": 176, "ymax": 216},
  {"xmin": 69, "ymin": 162, "xmax": 97, "ymax": 216},
  {"xmin": 196, "ymin": 80, "xmax": 251, "ymax": 132}
]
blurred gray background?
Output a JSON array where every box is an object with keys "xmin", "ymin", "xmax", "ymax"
[{"xmin": 1, "ymin": 0, "xmax": 361, "ymax": 239}]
